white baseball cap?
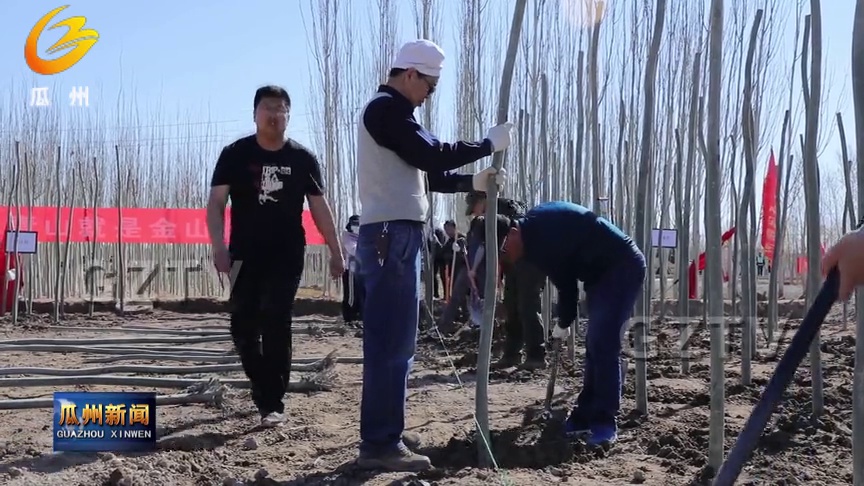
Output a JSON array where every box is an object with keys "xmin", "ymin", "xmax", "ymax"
[{"xmin": 392, "ymin": 39, "xmax": 445, "ymax": 77}]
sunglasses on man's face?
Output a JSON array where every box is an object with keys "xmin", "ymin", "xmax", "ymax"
[{"xmin": 420, "ymin": 75, "xmax": 438, "ymax": 95}]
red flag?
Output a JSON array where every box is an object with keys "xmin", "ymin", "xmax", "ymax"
[
  {"xmin": 688, "ymin": 226, "xmax": 737, "ymax": 298},
  {"xmin": 761, "ymin": 150, "xmax": 778, "ymax": 262}
]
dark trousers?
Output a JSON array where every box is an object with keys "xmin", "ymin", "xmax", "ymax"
[
  {"xmin": 341, "ymin": 269, "xmax": 364, "ymax": 322},
  {"xmin": 229, "ymin": 256, "xmax": 302, "ymax": 417},
  {"xmin": 576, "ymin": 254, "xmax": 646, "ymax": 423},
  {"xmin": 356, "ymin": 220, "xmax": 423, "ymax": 454},
  {"xmin": 438, "ymin": 266, "xmax": 470, "ymax": 329},
  {"xmin": 502, "ymin": 260, "xmax": 547, "ymax": 360}
]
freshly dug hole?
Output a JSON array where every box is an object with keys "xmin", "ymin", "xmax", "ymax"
[{"xmin": 422, "ymin": 421, "xmax": 610, "ymax": 470}]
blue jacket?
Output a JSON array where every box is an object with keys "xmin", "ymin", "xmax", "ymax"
[{"xmin": 517, "ymin": 201, "xmax": 643, "ymax": 327}]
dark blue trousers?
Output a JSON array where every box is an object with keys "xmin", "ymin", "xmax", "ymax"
[
  {"xmin": 576, "ymin": 253, "xmax": 646, "ymax": 423},
  {"xmin": 356, "ymin": 220, "xmax": 423, "ymax": 454}
]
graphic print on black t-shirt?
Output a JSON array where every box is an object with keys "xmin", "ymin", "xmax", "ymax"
[
  {"xmin": 210, "ymin": 135, "xmax": 325, "ymax": 263},
  {"xmin": 257, "ymin": 165, "xmax": 292, "ymax": 204}
]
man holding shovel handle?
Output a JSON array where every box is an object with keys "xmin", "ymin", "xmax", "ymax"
[
  {"xmin": 821, "ymin": 227, "xmax": 864, "ymax": 301},
  {"xmin": 485, "ymin": 201, "xmax": 646, "ymax": 446}
]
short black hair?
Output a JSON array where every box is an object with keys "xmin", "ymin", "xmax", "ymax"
[
  {"xmin": 254, "ymin": 85, "xmax": 291, "ymax": 111},
  {"xmin": 389, "ymin": 67, "xmax": 433, "ymax": 79},
  {"xmin": 472, "ymin": 215, "xmax": 514, "ymax": 247},
  {"xmin": 345, "ymin": 214, "xmax": 360, "ymax": 231},
  {"xmin": 444, "ymin": 220, "xmax": 456, "ymax": 228}
]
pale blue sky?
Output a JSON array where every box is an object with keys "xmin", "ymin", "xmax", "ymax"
[
  {"xmin": 0, "ymin": 1, "xmax": 857, "ymax": 212},
  {"xmin": 2, "ymin": 1, "xmax": 460, "ymax": 152}
]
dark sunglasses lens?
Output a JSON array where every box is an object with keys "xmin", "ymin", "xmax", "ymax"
[{"xmin": 422, "ymin": 76, "xmax": 436, "ymax": 94}]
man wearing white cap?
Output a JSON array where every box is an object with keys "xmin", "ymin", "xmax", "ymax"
[{"xmin": 354, "ymin": 38, "xmax": 513, "ymax": 472}]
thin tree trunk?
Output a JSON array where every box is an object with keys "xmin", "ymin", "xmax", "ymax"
[
  {"xmin": 571, "ymin": 49, "xmax": 586, "ymax": 352},
  {"xmin": 114, "ymin": 145, "xmax": 126, "ymax": 315},
  {"xmin": 632, "ymin": 0, "xmax": 668, "ymax": 416},
  {"xmin": 540, "ymin": 73, "xmax": 552, "ymax": 335},
  {"xmin": 2, "ymin": 142, "xmax": 22, "ymax": 323},
  {"xmin": 416, "ymin": 0, "xmax": 437, "ymax": 315},
  {"xmin": 10, "ymin": 143, "xmax": 23, "ymax": 325},
  {"xmin": 705, "ymin": 0, "xmax": 726, "ymax": 472},
  {"xmin": 588, "ymin": 12, "xmax": 604, "ymax": 217},
  {"xmin": 737, "ymin": 9, "xmax": 764, "ymax": 387},
  {"xmin": 615, "ymin": 100, "xmax": 626, "ymax": 226},
  {"xmin": 835, "ymin": 113, "xmax": 855, "ymax": 328},
  {"xmin": 729, "ymin": 138, "xmax": 739, "ymax": 309},
  {"xmin": 24, "ymin": 151, "xmax": 33, "ymax": 316},
  {"xmin": 88, "ymin": 157, "xmax": 100, "ymax": 317},
  {"xmin": 801, "ymin": 0, "xmax": 823, "ymax": 417},
  {"xmin": 476, "ymin": 0, "xmax": 527, "ymax": 468},
  {"xmin": 60, "ymin": 165, "xmax": 78, "ymax": 317},
  {"xmin": 679, "ymin": 51, "xmax": 702, "ymax": 375},
  {"xmin": 849, "ymin": 0, "xmax": 864, "ymax": 482},
  {"xmin": 574, "ymin": 51, "xmax": 586, "ymax": 205},
  {"xmin": 52, "ymin": 146, "xmax": 62, "ymax": 323},
  {"xmin": 767, "ymin": 111, "xmax": 790, "ymax": 344}
]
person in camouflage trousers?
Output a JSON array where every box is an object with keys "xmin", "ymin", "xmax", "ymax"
[{"xmin": 464, "ymin": 191, "xmax": 547, "ymax": 370}]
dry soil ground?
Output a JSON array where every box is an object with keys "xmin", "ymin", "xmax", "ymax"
[{"xmin": 0, "ymin": 296, "xmax": 858, "ymax": 486}]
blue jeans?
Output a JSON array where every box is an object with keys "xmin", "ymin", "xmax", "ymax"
[
  {"xmin": 356, "ymin": 220, "xmax": 423, "ymax": 454},
  {"xmin": 576, "ymin": 252, "xmax": 646, "ymax": 423}
]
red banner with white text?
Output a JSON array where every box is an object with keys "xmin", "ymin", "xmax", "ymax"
[
  {"xmin": 0, "ymin": 206, "xmax": 325, "ymax": 246},
  {"xmin": 760, "ymin": 150, "xmax": 779, "ymax": 262}
]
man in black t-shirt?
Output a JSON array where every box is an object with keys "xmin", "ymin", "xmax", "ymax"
[{"xmin": 206, "ymin": 85, "xmax": 344, "ymax": 428}]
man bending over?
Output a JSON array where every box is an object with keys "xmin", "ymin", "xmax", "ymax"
[{"xmin": 484, "ymin": 201, "xmax": 646, "ymax": 446}]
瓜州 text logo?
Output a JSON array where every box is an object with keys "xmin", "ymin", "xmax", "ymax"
[{"xmin": 24, "ymin": 5, "xmax": 99, "ymax": 75}]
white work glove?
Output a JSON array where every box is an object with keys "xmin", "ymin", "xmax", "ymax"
[
  {"xmin": 551, "ymin": 325, "xmax": 570, "ymax": 340},
  {"xmin": 472, "ymin": 166, "xmax": 507, "ymax": 193},
  {"xmin": 452, "ymin": 241, "xmax": 461, "ymax": 252},
  {"xmin": 485, "ymin": 122, "xmax": 514, "ymax": 152}
]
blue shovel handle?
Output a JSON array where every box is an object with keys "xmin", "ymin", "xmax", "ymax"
[{"xmin": 712, "ymin": 265, "xmax": 840, "ymax": 485}]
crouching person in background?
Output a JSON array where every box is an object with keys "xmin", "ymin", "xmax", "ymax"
[
  {"xmin": 486, "ymin": 201, "xmax": 646, "ymax": 446},
  {"xmin": 342, "ymin": 214, "xmax": 364, "ymax": 326},
  {"xmin": 465, "ymin": 191, "xmax": 546, "ymax": 369}
]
